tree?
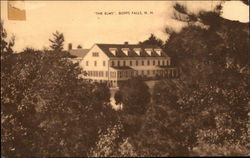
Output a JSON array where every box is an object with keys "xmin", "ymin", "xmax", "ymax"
[
  {"xmin": 1, "ymin": 49, "xmax": 117, "ymax": 157},
  {"xmin": 129, "ymin": 104, "xmax": 191, "ymax": 156},
  {"xmin": 130, "ymin": 2, "xmax": 249, "ymax": 156},
  {"xmin": 88, "ymin": 121, "xmax": 137, "ymax": 157},
  {"xmin": 49, "ymin": 31, "xmax": 64, "ymax": 51},
  {"xmin": 126, "ymin": 79, "xmax": 194, "ymax": 156},
  {"xmin": 139, "ymin": 34, "xmax": 164, "ymax": 47},
  {"xmin": 0, "ymin": 20, "xmax": 15, "ymax": 59},
  {"xmin": 115, "ymin": 78, "xmax": 150, "ymax": 115},
  {"xmin": 165, "ymin": 3, "xmax": 249, "ymax": 84},
  {"xmin": 161, "ymin": 2, "xmax": 249, "ymax": 156}
]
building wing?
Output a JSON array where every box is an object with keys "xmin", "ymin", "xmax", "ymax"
[{"xmin": 69, "ymin": 49, "xmax": 90, "ymax": 58}]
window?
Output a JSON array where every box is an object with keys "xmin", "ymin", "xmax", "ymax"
[
  {"xmin": 158, "ymin": 60, "xmax": 160, "ymax": 65},
  {"xmin": 135, "ymin": 71, "xmax": 138, "ymax": 76},
  {"xmin": 130, "ymin": 60, "xmax": 132, "ymax": 66},
  {"xmin": 163, "ymin": 60, "xmax": 165, "ymax": 65},
  {"xmin": 147, "ymin": 60, "xmax": 150, "ymax": 65},
  {"xmin": 92, "ymin": 52, "xmax": 99, "ymax": 57},
  {"xmin": 110, "ymin": 71, "xmax": 116, "ymax": 78},
  {"xmin": 142, "ymin": 60, "xmax": 144, "ymax": 66},
  {"xmin": 136, "ymin": 61, "xmax": 138, "ymax": 66},
  {"xmin": 99, "ymin": 71, "xmax": 103, "ymax": 77},
  {"xmin": 86, "ymin": 61, "xmax": 89, "ymax": 66},
  {"xmin": 103, "ymin": 61, "xmax": 106, "ymax": 66},
  {"xmin": 94, "ymin": 61, "xmax": 97, "ymax": 66},
  {"xmin": 111, "ymin": 61, "xmax": 115, "ymax": 66},
  {"xmin": 141, "ymin": 70, "xmax": 144, "ymax": 75},
  {"xmin": 106, "ymin": 71, "xmax": 108, "ymax": 77},
  {"xmin": 147, "ymin": 70, "xmax": 150, "ymax": 75},
  {"xmin": 118, "ymin": 60, "xmax": 120, "ymax": 66},
  {"xmin": 153, "ymin": 60, "xmax": 155, "ymax": 65},
  {"xmin": 125, "ymin": 71, "xmax": 128, "ymax": 77},
  {"xmin": 123, "ymin": 60, "xmax": 126, "ymax": 66}
]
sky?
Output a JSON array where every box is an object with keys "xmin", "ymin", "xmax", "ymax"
[{"xmin": 0, "ymin": 0, "xmax": 249, "ymax": 52}]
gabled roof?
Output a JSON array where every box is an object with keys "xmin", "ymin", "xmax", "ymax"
[
  {"xmin": 96, "ymin": 44, "xmax": 168, "ymax": 58},
  {"xmin": 69, "ymin": 49, "xmax": 89, "ymax": 58}
]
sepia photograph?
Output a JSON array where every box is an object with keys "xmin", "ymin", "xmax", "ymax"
[{"xmin": 1, "ymin": 0, "xmax": 249, "ymax": 157}]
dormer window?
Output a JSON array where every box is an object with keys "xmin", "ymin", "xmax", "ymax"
[
  {"xmin": 145, "ymin": 48, "xmax": 153, "ymax": 56},
  {"xmin": 133, "ymin": 48, "xmax": 141, "ymax": 56},
  {"xmin": 154, "ymin": 48, "xmax": 162, "ymax": 56},
  {"xmin": 109, "ymin": 48, "xmax": 117, "ymax": 56},
  {"xmin": 122, "ymin": 48, "xmax": 129, "ymax": 56}
]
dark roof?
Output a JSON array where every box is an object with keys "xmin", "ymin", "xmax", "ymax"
[
  {"xmin": 111, "ymin": 66, "xmax": 134, "ymax": 70},
  {"xmin": 96, "ymin": 44, "xmax": 169, "ymax": 58},
  {"xmin": 69, "ymin": 49, "xmax": 89, "ymax": 58}
]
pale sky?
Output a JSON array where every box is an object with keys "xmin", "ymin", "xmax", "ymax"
[{"xmin": 0, "ymin": 0, "xmax": 249, "ymax": 52}]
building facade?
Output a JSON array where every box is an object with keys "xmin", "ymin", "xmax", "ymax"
[{"xmin": 79, "ymin": 43, "xmax": 179, "ymax": 87}]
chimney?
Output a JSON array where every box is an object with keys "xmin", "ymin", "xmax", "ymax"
[
  {"xmin": 124, "ymin": 41, "xmax": 129, "ymax": 45},
  {"xmin": 68, "ymin": 43, "xmax": 72, "ymax": 50}
]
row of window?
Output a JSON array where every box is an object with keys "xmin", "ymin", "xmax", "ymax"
[
  {"xmin": 86, "ymin": 61, "xmax": 106, "ymax": 67},
  {"xmin": 86, "ymin": 69, "xmax": 175, "ymax": 78},
  {"xmin": 87, "ymin": 71, "xmax": 107, "ymax": 77},
  {"xmin": 85, "ymin": 59, "xmax": 170, "ymax": 67}
]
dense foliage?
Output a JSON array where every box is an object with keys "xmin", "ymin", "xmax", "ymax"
[
  {"xmin": 138, "ymin": 34, "xmax": 164, "ymax": 47},
  {"xmin": 115, "ymin": 78, "xmax": 151, "ymax": 115},
  {"xmin": 1, "ymin": 26, "xmax": 117, "ymax": 156},
  {"xmin": 105, "ymin": 2, "xmax": 249, "ymax": 156},
  {"xmin": 129, "ymin": 2, "xmax": 249, "ymax": 156}
]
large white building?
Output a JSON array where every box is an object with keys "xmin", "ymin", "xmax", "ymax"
[{"xmin": 71, "ymin": 42, "xmax": 179, "ymax": 87}]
